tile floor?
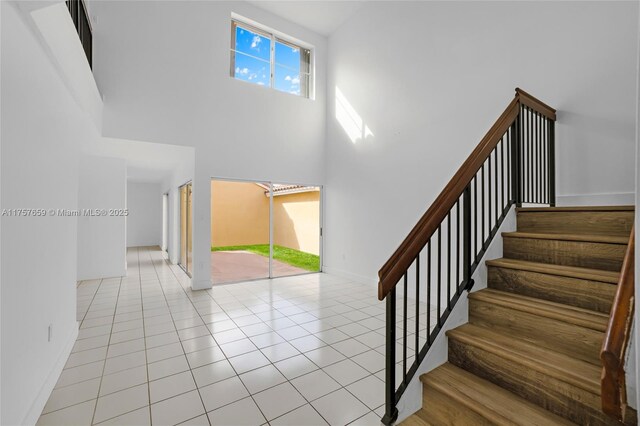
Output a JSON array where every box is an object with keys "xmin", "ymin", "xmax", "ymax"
[{"xmin": 38, "ymin": 247, "xmax": 432, "ymax": 426}]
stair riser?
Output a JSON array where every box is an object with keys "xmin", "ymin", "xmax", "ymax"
[
  {"xmin": 517, "ymin": 211, "xmax": 634, "ymax": 236},
  {"xmin": 448, "ymin": 338, "xmax": 618, "ymax": 426},
  {"xmin": 503, "ymin": 237, "xmax": 626, "ymax": 271},
  {"xmin": 487, "ymin": 266, "xmax": 616, "ymax": 314},
  {"xmin": 469, "ymin": 298, "xmax": 603, "ymax": 365},
  {"xmin": 420, "ymin": 384, "xmax": 495, "ymax": 426}
]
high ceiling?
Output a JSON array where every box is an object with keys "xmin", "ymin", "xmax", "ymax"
[{"xmin": 246, "ymin": 1, "xmax": 364, "ymax": 36}]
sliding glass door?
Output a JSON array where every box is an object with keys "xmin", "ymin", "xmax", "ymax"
[
  {"xmin": 271, "ymin": 184, "xmax": 321, "ymax": 278},
  {"xmin": 179, "ymin": 182, "xmax": 193, "ymax": 276},
  {"xmin": 211, "ymin": 179, "xmax": 321, "ymax": 284}
]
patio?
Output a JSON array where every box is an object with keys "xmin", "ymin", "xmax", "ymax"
[{"xmin": 212, "ymin": 251, "xmax": 308, "ymax": 284}]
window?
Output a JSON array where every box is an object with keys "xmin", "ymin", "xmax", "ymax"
[{"xmin": 230, "ymin": 19, "xmax": 312, "ymax": 98}]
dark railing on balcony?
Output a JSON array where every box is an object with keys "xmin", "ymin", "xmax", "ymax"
[
  {"xmin": 66, "ymin": 0, "xmax": 92, "ymax": 68},
  {"xmin": 378, "ymin": 88, "xmax": 557, "ymax": 425}
]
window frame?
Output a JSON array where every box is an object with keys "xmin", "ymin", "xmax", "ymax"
[{"xmin": 230, "ymin": 18, "xmax": 313, "ymax": 99}]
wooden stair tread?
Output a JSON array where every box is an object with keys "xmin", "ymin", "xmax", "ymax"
[
  {"xmin": 486, "ymin": 258, "xmax": 620, "ymax": 284},
  {"xmin": 446, "ymin": 324, "xmax": 601, "ymax": 395},
  {"xmin": 420, "ymin": 363, "xmax": 575, "ymax": 425},
  {"xmin": 469, "ymin": 288, "xmax": 609, "ymax": 331},
  {"xmin": 516, "ymin": 205, "xmax": 634, "ymax": 212},
  {"xmin": 400, "ymin": 413, "xmax": 432, "ymax": 426},
  {"xmin": 502, "ymin": 231, "xmax": 629, "ymax": 244}
]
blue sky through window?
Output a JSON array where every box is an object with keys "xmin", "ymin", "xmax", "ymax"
[
  {"xmin": 232, "ymin": 22, "xmax": 309, "ymax": 96},
  {"xmin": 234, "ymin": 26, "xmax": 270, "ymax": 86},
  {"xmin": 274, "ymin": 41, "xmax": 301, "ymax": 95}
]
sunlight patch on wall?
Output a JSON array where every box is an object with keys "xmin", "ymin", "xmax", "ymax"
[{"xmin": 335, "ymin": 87, "xmax": 373, "ymax": 143}]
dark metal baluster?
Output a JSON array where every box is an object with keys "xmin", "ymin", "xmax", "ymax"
[
  {"xmin": 544, "ymin": 118, "xmax": 548, "ymax": 203},
  {"xmin": 447, "ymin": 213, "xmax": 451, "ymax": 310},
  {"xmin": 494, "ymin": 147, "xmax": 498, "ymax": 223},
  {"xmin": 426, "ymin": 242, "xmax": 431, "ymax": 339},
  {"xmin": 383, "ymin": 288, "xmax": 398, "ymax": 425},
  {"xmin": 519, "ymin": 105, "xmax": 524, "ymax": 205},
  {"xmin": 402, "ymin": 274, "xmax": 407, "ymax": 382},
  {"xmin": 501, "ymin": 138, "xmax": 505, "ymax": 212},
  {"xmin": 488, "ymin": 153, "xmax": 492, "ymax": 231},
  {"xmin": 549, "ymin": 119, "xmax": 556, "ymax": 206},
  {"xmin": 533, "ymin": 111, "xmax": 538, "ymax": 203},
  {"xmin": 538, "ymin": 112, "xmax": 542, "ymax": 204},
  {"xmin": 528, "ymin": 107, "xmax": 533, "ymax": 203},
  {"xmin": 437, "ymin": 226, "xmax": 441, "ymax": 326},
  {"xmin": 415, "ymin": 255, "xmax": 419, "ymax": 361},
  {"xmin": 463, "ymin": 185, "xmax": 472, "ymax": 291},
  {"xmin": 473, "ymin": 177, "xmax": 478, "ymax": 256},
  {"xmin": 511, "ymin": 107, "xmax": 523, "ymax": 207},
  {"xmin": 481, "ymin": 165, "xmax": 485, "ymax": 247},
  {"xmin": 508, "ymin": 128, "xmax": 512, "ymax": 205},
  {"xmin": 456, "ymin": 200, "xmax": 460, "ymax": 294}
]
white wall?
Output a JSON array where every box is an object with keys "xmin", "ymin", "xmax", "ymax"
[
  {"xmin": 92, "ymin": 0, "xmax": 328, "ymax": 288},
  {"xmin": 0, "ymin": 2, "xmax": 97, "ymax": 424},
  {"xmin": 634, "ymin": 1, "xmax": 640, "ymax": 412},
  {"xmin": 324, "ymin": 1, "xmax": 639, "ymax": 284},
  {"xmin": 77, "ymin": 156, "xmax": 127, "ymax": 280},
  {"xmin": 127, "ymin": 182, "xmax": 162, "ymax": 247}
]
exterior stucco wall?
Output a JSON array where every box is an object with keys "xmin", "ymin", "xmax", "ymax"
[
  {"xmin": 211, "ymin": 180, "xmax": 320, "ymax": 255},
  {"xmin": 273, "ymin": 191, "xmax": 320, "ymax": 255}
]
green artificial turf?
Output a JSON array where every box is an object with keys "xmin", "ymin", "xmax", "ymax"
[{"xmin": 211, "ymin": 244, "xmax": 320, "ymax": 271}]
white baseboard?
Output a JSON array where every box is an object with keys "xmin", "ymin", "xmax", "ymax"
[
  {"xmin": 556, "ymin": 192, "xmax": 635, "ymax": 206},
  {"xmin": 321, "ymin": 266, "xmax": 377, "ymax": 286},
  {"xmin": 22, "ymin": 322, "xmax": 79, "ymax": 426}
]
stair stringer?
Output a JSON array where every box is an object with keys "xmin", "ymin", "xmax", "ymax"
[{"xmin": 393, "ymin": 205, "xmax": 518, "ymax": 424}]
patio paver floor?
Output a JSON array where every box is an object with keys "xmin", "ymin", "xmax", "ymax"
[{"xmin": 212, "ymin": 251, "xmax": 309, "ymax": 284}]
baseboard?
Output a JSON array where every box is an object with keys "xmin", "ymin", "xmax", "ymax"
[
  {"xmin": 22, "ymin": 322, "xmax": 79, "ymax": 425},
  {"xmin": 321, "ymin": 266, "xmax": 377, "ymax": 286},
  {"xmin": 556, "ymin": 192, "xmax": 635, "ymax": 206}
]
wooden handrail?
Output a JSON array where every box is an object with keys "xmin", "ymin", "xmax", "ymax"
[
  {"xmin": 377, "ymin": 88, "xmax": 556, "ymax": 300},
  {"xmin": 601, "ymin": 226, "xmax": 635, "ymax": 422}
]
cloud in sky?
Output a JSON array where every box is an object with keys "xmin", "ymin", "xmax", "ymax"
[
  {"xmin": 251, "ymin": 35, "xmax": 262, "ymax": 49},
  {"xmin": 235, "ymin": 67, "xmax": 249, "ymax": 76},
  {"xmin": 285, "ymin": 75, "xmax": 300, "ymax": 86}
]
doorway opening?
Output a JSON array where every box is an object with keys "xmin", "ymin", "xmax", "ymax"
[
  {"xmin": 211, "ymin": 179, "xmax": 322, "ymax": 284},
  {"xmin": 179, "ymin": 182, "xmax": 193, "ymax": 276}
]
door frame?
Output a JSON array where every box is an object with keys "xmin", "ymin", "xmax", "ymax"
[{"xmin": 178, "ymin": 181, "xmax": 193, "ymax": 277}]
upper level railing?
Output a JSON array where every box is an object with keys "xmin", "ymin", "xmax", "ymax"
[
  {"xmin": 66, "ymin": 0, "xmax": 92, "ymax": 68},
  {"xmin": 601, "ymin": 226, "xmax": 635, "ymax": 422},
  {"xmin": 379, "ymin": 88, "xmax": 557, "ymax": 425}
]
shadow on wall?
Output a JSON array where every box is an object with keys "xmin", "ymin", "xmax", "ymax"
[{"xmin": 210, "ymin": 180, "xmax": 320, "ymax": 255}]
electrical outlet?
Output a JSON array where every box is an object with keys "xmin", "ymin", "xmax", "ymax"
[{"xmin": 48, "ymin": 324, "xmax": 53, "ymax": 342}]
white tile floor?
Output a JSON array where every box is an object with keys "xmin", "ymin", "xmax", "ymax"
[{"xmin": 39, "ymin": 247, "xmax": 433, "ymax": 426}]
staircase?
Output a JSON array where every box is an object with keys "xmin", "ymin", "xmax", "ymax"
[{"xmin": 404, "ymin": 206, "xmax": 636, "ymax": 426}]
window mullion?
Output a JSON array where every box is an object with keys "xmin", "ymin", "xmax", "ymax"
[{"xmin": 270, "ymin": 34, "xmax": 275, "ymax": 89}]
